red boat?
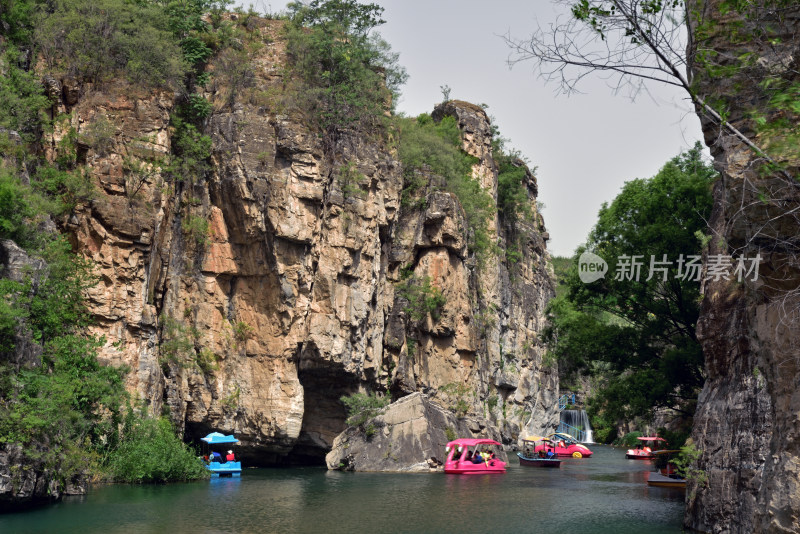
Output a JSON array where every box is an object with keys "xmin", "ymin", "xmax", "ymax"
[
  {"xmin": 626, "ymin": 436, "xmax": 668, "ymax": 459},
  {"xmin": 444, "ymin": 439, "xmax": 507, "ymax": 474},
  {"xmin": 535, "ymin": 432, "xmax": 593, "ymax": 458}
]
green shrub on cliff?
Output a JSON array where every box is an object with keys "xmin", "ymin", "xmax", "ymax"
[
  {"xmin": 395, "ymin": 113, "xmax": 496, "ymax": 263},
  {"xmin": 106, "ymin": 414, "xmax": 209, "ymax": 483},
  {"xmin": 395, "ymin": 273, "xmax": 446, "ymax": 322},
  {"xmin": 34, "ymin": 0, "xmax": 187, "ymax": 87},
  {"xmin": 0, "ymin": 48, "xmax": 51, "ymax": 141},
  {"xmin": 341, "ymin": 392, "xmax": 388, "ymax": 429},
  {"xmin": 285, "ymin": 0, "xmax": 407, "ymax": 140}
]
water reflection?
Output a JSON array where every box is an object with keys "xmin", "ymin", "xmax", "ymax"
[{"xmin": 0, "ymin": 446, "xmax": 684, "ymax": 534}]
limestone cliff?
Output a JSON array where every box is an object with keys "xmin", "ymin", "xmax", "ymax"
[
  {"xmin": 686, "ymin": 2, "xmax": 800, "ymax": 532},
  {"xmin": 44, "ymin": 19, "xmax": 556, "ymax": 465}
]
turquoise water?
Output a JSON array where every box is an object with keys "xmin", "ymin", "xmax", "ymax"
[{"xmin": 0, "ymin": 445, "xmax": 684, "ymax": 533}]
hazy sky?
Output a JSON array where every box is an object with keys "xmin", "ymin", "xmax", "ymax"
[{"xmin": 237, "ymin": 0, "xmax": 705, "ymax": 257}]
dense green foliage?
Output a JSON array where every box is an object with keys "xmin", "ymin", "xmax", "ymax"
[
  {"xmin": 544, "ymin": 144, "xmax": 716, "ymax": 435},
  {"xmin": 0, "ymin": 216, "xmax": 127, "ymax": 484},
  {"xmin": 0, "ymin": 1, "xmax": 225, "ymax": 485},
  {"xmin": 340, "ymin": 392, "xmax": 389, "ymax": 428},
  {"xmin": 285, "ymin": 0, "xmax": 407, "ymax": 141},
  {"xmin": 33, "ymin": 0, "xmax": 186, "ymax": 87},
  {"xmin": 0, "ymin": 48, "xmax": 50, "ymax": 141},
  {"xmin": 107, "ymin": 414, "xmax": 209, "ymax": 483},
  {"xmin": 395, "ymin": 113, "xmax": 495, "ymax": 262},
  {"xmin": 0, "ymin": 174, "xmax": 206, "ymax": 484}
]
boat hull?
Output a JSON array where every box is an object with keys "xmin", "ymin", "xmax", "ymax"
[
  {"xmin": 444, "ymin": 461, "xmax": 506, "ymax": 474},
  {"xmin": 626, "ymin": 451, "xmax": 654, "ymax": 460},
  {"xmin": 647, "ymin": 471, "xmax": 685, "ymax": 488},
  {"xmin": 207, "ymin": 461, "xmax": 242, "ymax": 477},
  {"xmin": 517, "ymin": 453, "xmax": 561, "ymax": 468}
]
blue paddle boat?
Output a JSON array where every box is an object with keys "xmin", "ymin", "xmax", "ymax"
[{"xmin": 201, "ymin": 432, "xmax": 242, "ymax": 477}]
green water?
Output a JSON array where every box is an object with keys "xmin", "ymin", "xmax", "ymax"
[{"xmin": 0, "ymin": 445, "xmax": 684, "ymax": 533}]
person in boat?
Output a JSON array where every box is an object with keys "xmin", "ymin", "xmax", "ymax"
[
  {"xmin": 464, "ymin": 450, "xmax": 473, "ymax": 462},
  {"xmin": 211, "ymin": 451, "xmax": 222, "ymax": 463},
  {"xmin": 471, "ymin": 450, "xmax": 483, "ymax": 464},
  {"xmin": 226, "ymin": 450, "xmax": 235, "ymax": 463}
]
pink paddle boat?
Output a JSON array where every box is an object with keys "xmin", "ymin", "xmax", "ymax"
[
  {"xmin": 536, "ymin": 432, "xmax": 593, "ymax": 458},
  {"xmin": 444, "ymin": 439, "xmax": 507, "ymax": 474},
  {"xmin": 626, "ymin": 436, "xmax": 668, "ymax": 459}
]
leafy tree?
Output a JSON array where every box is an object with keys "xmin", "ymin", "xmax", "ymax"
[
  {"xmin": 544, "ymin": 143, "xmax": 715, "ymax": 423},
  {"xmin": 285, "ymin": 0, "xmax": 407, "ymax": 142},
  {"xmin": 33, "ymin": 0, "xmax": 187, "ymax": 87}
]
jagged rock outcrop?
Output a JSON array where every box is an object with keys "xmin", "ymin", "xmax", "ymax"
[
  {"xmin": 686, "ymin": 2, "xmax": 800, "ymax": 532},
  {"xmin": 42, "ymin": 19, "xmax": 556, "ymax": 465},
  {"xmin": 325, "ymin": 392, "xmax": 507, "ymax": 472}
]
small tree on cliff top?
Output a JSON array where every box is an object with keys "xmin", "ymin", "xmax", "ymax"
[{"xmin": 286, "ymin": 0, "xmax": 407, "ymax": 146}]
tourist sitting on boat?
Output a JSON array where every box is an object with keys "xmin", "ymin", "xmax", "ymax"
[
  {"xmin": 471, "ymin": 451, "xmax": 483, "ymax": 464},
  {"xmin": 226, "ymin": 450, "xmax": 235, "ymax": 462},
  {"xmin": 211, "ymin": 451, "xmax": 222, "ymax": 463}
]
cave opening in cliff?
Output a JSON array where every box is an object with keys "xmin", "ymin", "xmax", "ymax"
[{"xmin": 289, "ymin": 365, "xmax": 357, "ymax": 466}]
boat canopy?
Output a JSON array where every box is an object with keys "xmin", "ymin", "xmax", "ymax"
[
  {"xmin": 551, "ymin": 432, "xmax": 578, "ymax": 442},
  {"xmin": 201, "ymin": 432, "xmax": 239, "ymax": 444},
  {"xmin": 637, "ymin": 437, "xmax": 667, "ymax": 442},
  {"xmin": 522, "ymin": 435, "xmax": 546, "ymax": 442},
  {"xmin": 446, "ymin": 438, "xmax": 501, "ymax": 448}
]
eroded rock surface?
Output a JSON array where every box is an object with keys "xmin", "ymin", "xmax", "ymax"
[
  {"xmin": 686, "ymin": 2, "xmax": 800, "ymax": 532},
  {"xmin": 48, "ymin": 20, "xmax": 557, "ymax": 466},
  {"xmin": 325, "ymin": 392, "xmax": 507, "ymax": 472}
]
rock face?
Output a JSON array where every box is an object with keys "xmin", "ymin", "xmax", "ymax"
[
  {"xmin": 325, "ymin": 392, "xmax": 507, "ymax": 472},
  {"xmin": 686, "ymin": 3, "xmax": 800, "ymax": 532},
  {"xmin": 43, "ymin": 19, "xmax": 556, "ymax": 465}
]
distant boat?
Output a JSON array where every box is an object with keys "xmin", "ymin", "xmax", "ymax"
[
  {"xmin": 626, "ymin": 437, "xmax": 668, "ymax": 460},
  {"xmin": 444, "ymin": 439, "xmax": 507, "ymax": 474},
  {"xmin": 201, "ymin": 432, "xmax": 242, "ymax": 477},
  {"xmin": 539, "ymin": 432, "xmax": 593, "ymax": 458},
  {"xmin": 517, "ymin": 436, "xmax": 561, "ymax": 468}
]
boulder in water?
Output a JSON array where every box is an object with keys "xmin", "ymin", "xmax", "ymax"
[{"xmin": 326, "ymin": 392, "xmax": 507, "ymax": 472}]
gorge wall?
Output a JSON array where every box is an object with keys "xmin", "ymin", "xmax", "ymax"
[
  {"xmin": 44, "ymin": 19, "xmax": 557, "ymax": 465},
  {"xmin": 686, "ymin": 2, "xmax": 800, "ymax": 532}
]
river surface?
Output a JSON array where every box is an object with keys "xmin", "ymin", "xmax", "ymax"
[{"xmin": 0, "ymin": 445, "xmax": 684, "ymax": 533}]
